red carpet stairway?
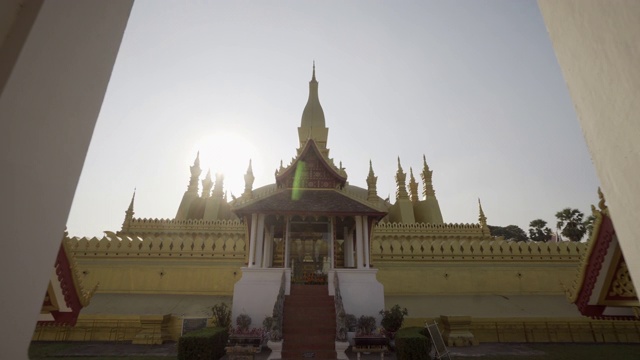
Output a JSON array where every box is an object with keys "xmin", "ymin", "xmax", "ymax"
[{"xmin": 282, "ymin": 284, "xmax": 337, "ymax": 359}]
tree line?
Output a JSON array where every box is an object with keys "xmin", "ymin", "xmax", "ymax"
[{"xmin": 488, "ymin": 208, "xmax": 595, "ymax": 243}]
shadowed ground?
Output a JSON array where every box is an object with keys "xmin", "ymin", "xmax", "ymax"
[{"xmin": 29, "ymin": 341, "xmax": 640, "ymax": 360}]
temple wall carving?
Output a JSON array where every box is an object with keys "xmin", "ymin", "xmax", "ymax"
[{"xmin": 371, "ymin": 236, "xmax": 584, "ymax": 262}]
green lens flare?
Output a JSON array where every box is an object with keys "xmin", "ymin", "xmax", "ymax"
[{"xmin": 292, "ymin": 161, "xmax": 306, "ymax": 200}]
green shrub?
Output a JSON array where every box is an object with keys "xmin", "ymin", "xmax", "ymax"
[
  {"xmin": 380, "ymin": 304, "xmax": 408, "ymax": 333},
  {"xmin": 395, "ymin": 326, "xmax": 432, "ymax": 360},
  {"xmin": 211, "ymin": 302, "xmax": 232, "ymax": 329},
  {"xmin": 178, "ymin": 326, "xmax": 228, "ymax": 360}
]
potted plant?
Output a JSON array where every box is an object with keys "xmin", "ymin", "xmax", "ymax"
[
  {"xmin": 379, "ymin": 304, "xmax": 408, "ymax": 341},
  {"xmin": 262, "ymin": 316, "xmax": 274, "ymax": 348},
  {"xmin": 228, "ymin": 314, "xmax": 263, "ymax": 348},
  {"xmin": 345, "ymin": 314, "xmax": 357, "ymax": 346},
  {"xmin": 354, "ymin": 315, "xmax": 388, "ymax": 347},
  {"xmin": 210, "ymin": 302, "xmax": 232, "ymax": 329}
]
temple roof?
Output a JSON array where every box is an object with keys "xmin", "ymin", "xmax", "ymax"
[
  {"xmin": 39, "ymin": 237, "xmax": 97, "ymax": 326},
  {"xmin": 300, "ymin": 62, "xmax": 326, "ymax": 130},
  {"xmin": 233, "ymin": 188, "xmax": 386, "ymax": 217},
  {"xmin": 568, "ymin": 191, "xmax": 638, "ymax": 320},
  {"xmin": 276, "ymin": 138, "xmax": 346, "ymax": 189}
]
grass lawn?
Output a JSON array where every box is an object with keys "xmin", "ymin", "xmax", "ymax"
[
  {"xmin": 452, "ymin": 343, "xmax": 640, "ymax": 360},
  {"xmin": 28, "ymin": 342, "xmax": 176, "ymax": 360}
]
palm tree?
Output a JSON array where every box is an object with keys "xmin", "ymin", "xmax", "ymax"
[
  {"xmin": 555, "ymin": 208, "xmax": 587, "ymax": 242},
  {"xmin": 528, "ymin": 219, "xmax": 552, "ymax": 242}
]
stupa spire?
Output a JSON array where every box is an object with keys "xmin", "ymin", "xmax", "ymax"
[
  {"xmin": 421, "ymin": 154, "xmax": 435, "ymax": 198},
  {"xmin": 202, "ymin": 169, "xmax": 213, "ymax": 198},
  {"xmin": 312, "ymin": 60, "xmax": 316, "ymax": 81},
  {"xmin": 187, "ymin": 152, "xmax": 202, "ymax": 194},
  {"xmin": 121, "ymin": 189, "xmax": 136, "ymax": 232},
  {"xmin": 298, "ymin": 62, "xmax": 329, "ymax": 154},
  {"xmin": 409, "ymin": 167, "xmax": 419, "ymax": 203},
  {"xmin": 478, "ymin": 198, "xmax": 487, "ymax": 227},
  {"xmin": 366, "ymin": 160, "xmax": 378, "ymax": 202},
  {"xmin": 243, "ymin": 159, "xmax": 255, "ymax": 198},
  {"xmin": 212, "ymin": 173, "xmax": 224, "ymax": 198},
  {"xmin": 395, "ymin": 157, "xmax": 409, "ymax": 201}
]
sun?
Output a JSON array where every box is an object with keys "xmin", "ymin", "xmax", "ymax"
[{"xmin": 189, "ymin": 132, "xmax": 261, "ymax": 198}]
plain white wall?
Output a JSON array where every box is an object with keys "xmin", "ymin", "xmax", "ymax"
[
  {"xmin": 0, "ymin": 2, "xmax": 133, "ymax": 358},
  {"xmin": 539, "ymin": 0, "xmax": 640, "ymax": 291}
]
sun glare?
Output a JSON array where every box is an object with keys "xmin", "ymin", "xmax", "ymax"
[{"xmin": 189, "ymin": 132, "xmax": 260, "ymax": 199}]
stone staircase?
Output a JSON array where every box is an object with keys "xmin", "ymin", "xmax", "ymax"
[{"xmin": 282, "ymin": 284, "xmax": 337, "ymax": 360}]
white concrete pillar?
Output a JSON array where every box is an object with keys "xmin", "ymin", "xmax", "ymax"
[
  {"xmin": 248, "ymin": 213, "xmax": 258, "ymax": 268},
  {"xmin": 345, "ymin": 226, "xmax": 354, "ymax": 268},
  {"xmin": 255, "ymin": 214, "xmax": 266, "ymax": 268},
  {"xmin": 0, "ymin": 2, "xmax": 133, "ymax": 358},
  {"xmin": 329, "ymin": 217, "xmax": 335, "ymax": 269},
  {"xmin": 355, "ymin": 216, "xmax": 364, "ymax": 269},
  {"xmin": 363, "ymin": 216, "xmax": 370, "ymax": 269},
  {"xmin": 284, "ymin": 217, "xmax": 291, "ymax": 268},
  {"xmin": 263, "ymin": 225, "xmax": 274, "ymax": 268},
  {"xmin": 539, "ymin": 0, "xmax": 640, "ymax": 291}
]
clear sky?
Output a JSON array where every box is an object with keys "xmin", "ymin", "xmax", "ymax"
[{"xmin": 65, "ymin": 0, "xmax": 600, "ymax": 238}]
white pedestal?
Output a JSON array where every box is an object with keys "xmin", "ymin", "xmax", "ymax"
[
  {"xmin": 335, "ymin": 340, "xmax": 350, "ymax": 360},
  {"xmin": 267, "ymin": 340, "xmax": 283, "ymax": 360},
  {"xmin": 232, "ymin": 268, "xmax": 291, "ymax": 325},
  {"xmin": 329, "ymin": 269, "xmax": 385, "ymax": 321}
]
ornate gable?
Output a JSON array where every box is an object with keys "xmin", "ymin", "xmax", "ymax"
[
  {"xmin": 276, "ymin": 139, "xmax": 347, "ymax": 190},
  {"xmin": 568, "ymin": 190, "xmax": 639, "ymax": 320}
]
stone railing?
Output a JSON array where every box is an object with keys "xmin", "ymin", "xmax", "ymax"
[
  {"xmin": 334, "ymin": 272, "xmax": 347, "ymax": 341},
  {"xmin": 126, "ymin": 218, "xmax": 245, "ymax": 235},
  {"xmin": 68, "ymin": 233, "xmax": 246, "ymax": 258},
  {"xmin": 371, "ymin": 238, "xmax": 585, "ymax": 262},
  {"xmin": 269, "ymin": 272, "xmax": 286, "ymax": 341},
  {"xmin": 374, "ymin": 222, "xmax": 486, "ymax": 237}
]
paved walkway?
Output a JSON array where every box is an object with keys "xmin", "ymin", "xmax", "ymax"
[{"xmin": 50, "ymin": 341, "xmax": 548, "ymax": 358}]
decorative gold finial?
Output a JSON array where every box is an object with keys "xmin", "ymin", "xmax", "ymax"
[
  {"xmin": 478, "ymin": 198, "xmax": 487, "ymax": 227},
  {"xmin": 187, "ymin": 151, "xmax": 202, "ymax": 193},
  {"xmin": 395, "ymin": 157, "xmax": 409, "ymax": 201},
  {"xmin": 421, "ymin": 154, "xmax": 435, "ymax": 198},
  {"xmin": 597, "ymin": 187, "xmax": 607, "ymax": 211},
  {"xmin": 409, "ymin": 167, "xmax": 419, "ymax": 203},
  {"xmin": 367, "ymin": 160, "xmax": 378, "ymax": 202},
  {"xmin": 202, "ymin": 169, "xmax": 213, "ymax": 198},
  {"xmin": 212, "ymin": 173, "xmax": 224, "ymax": 198},
  {"xmin": 243, "ymin": 160, "xmax": 255, "ymax": 198},
  {"xmin": 122, "ymin": 188, "xmax": 136, "ymax": 233},
  {"xmin": 127, "ymin": 188, "xmax": 136, "ymax": 213}
]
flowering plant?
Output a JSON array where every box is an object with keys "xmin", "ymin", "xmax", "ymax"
[{"xmin": 229, "ymin": 326, "xmax": 264, "ymax": 337}]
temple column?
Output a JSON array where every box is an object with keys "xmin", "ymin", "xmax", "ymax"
[
  {"xmin": 363, "ymin": 216, "xmax": 370, "ymax": 269},
  {"xmin": 344, "ymin": 226, "xmax": 354, "ymax": 267},
  {"xmin": 284, "ymin": 217, "xmax": 291, "ymax": 268},
  {"xmin": 263, "ymin": 225, "xmax": 273, "ymax": 268},
  {"xmin": 255, "ymin": 214, "xmax": 266, "ymax": 268},
  {"xmin": 329, "ymin": 217, "xmax": 335, "ymax": 269},
  {"xmin": 248, "ymin": 213, "xmax": 258, "ymax": 268},
  {"xmin": 355, "ymin": 216, "xmax": 364, "ymax": 269}
]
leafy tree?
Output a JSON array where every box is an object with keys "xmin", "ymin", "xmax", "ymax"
[
  {"xmin": 555, "ymin": 208, "xmax": 587, "ymax": 242},
  {"xmin": 584, "ymin": 214, "xmax": 596, "ymax": 238},
  {"xmin": 528, "ymin": 219, "xmax": 552, "ymax": 242},
  {"xmin": 488, "ymin": 225, "xmax": 528, "ymax": 242}
]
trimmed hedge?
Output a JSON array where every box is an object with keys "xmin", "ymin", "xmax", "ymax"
[
  {"xmin": 178, "ymin": 326, "xmax": 229, "ymax": 360},
  {"xmin": 395, "ymin": 326, "xmax": 432, "ymax": 360}
]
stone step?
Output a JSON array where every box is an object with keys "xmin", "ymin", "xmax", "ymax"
[
  {"xmin": 282, "ymin": 284, "xmax": 336, "ymax": 359},
  {"xmin": 282, "ymin": 349, "xmax": 337, "ymax": 360}
]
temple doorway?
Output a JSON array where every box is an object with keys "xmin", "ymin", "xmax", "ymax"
[{"xmin": 290, "ymin": 218, "xmax": 330, "ymax": 284}]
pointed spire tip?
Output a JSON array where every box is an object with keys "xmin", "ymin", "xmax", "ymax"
[{"xmin": 312, "ymin": 60, "xmax": 316, "ymax": 81}]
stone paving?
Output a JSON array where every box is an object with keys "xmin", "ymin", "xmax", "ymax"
[{"xmin": 50, "ymin": 341, "xmax": 549, "ymax": 359}]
